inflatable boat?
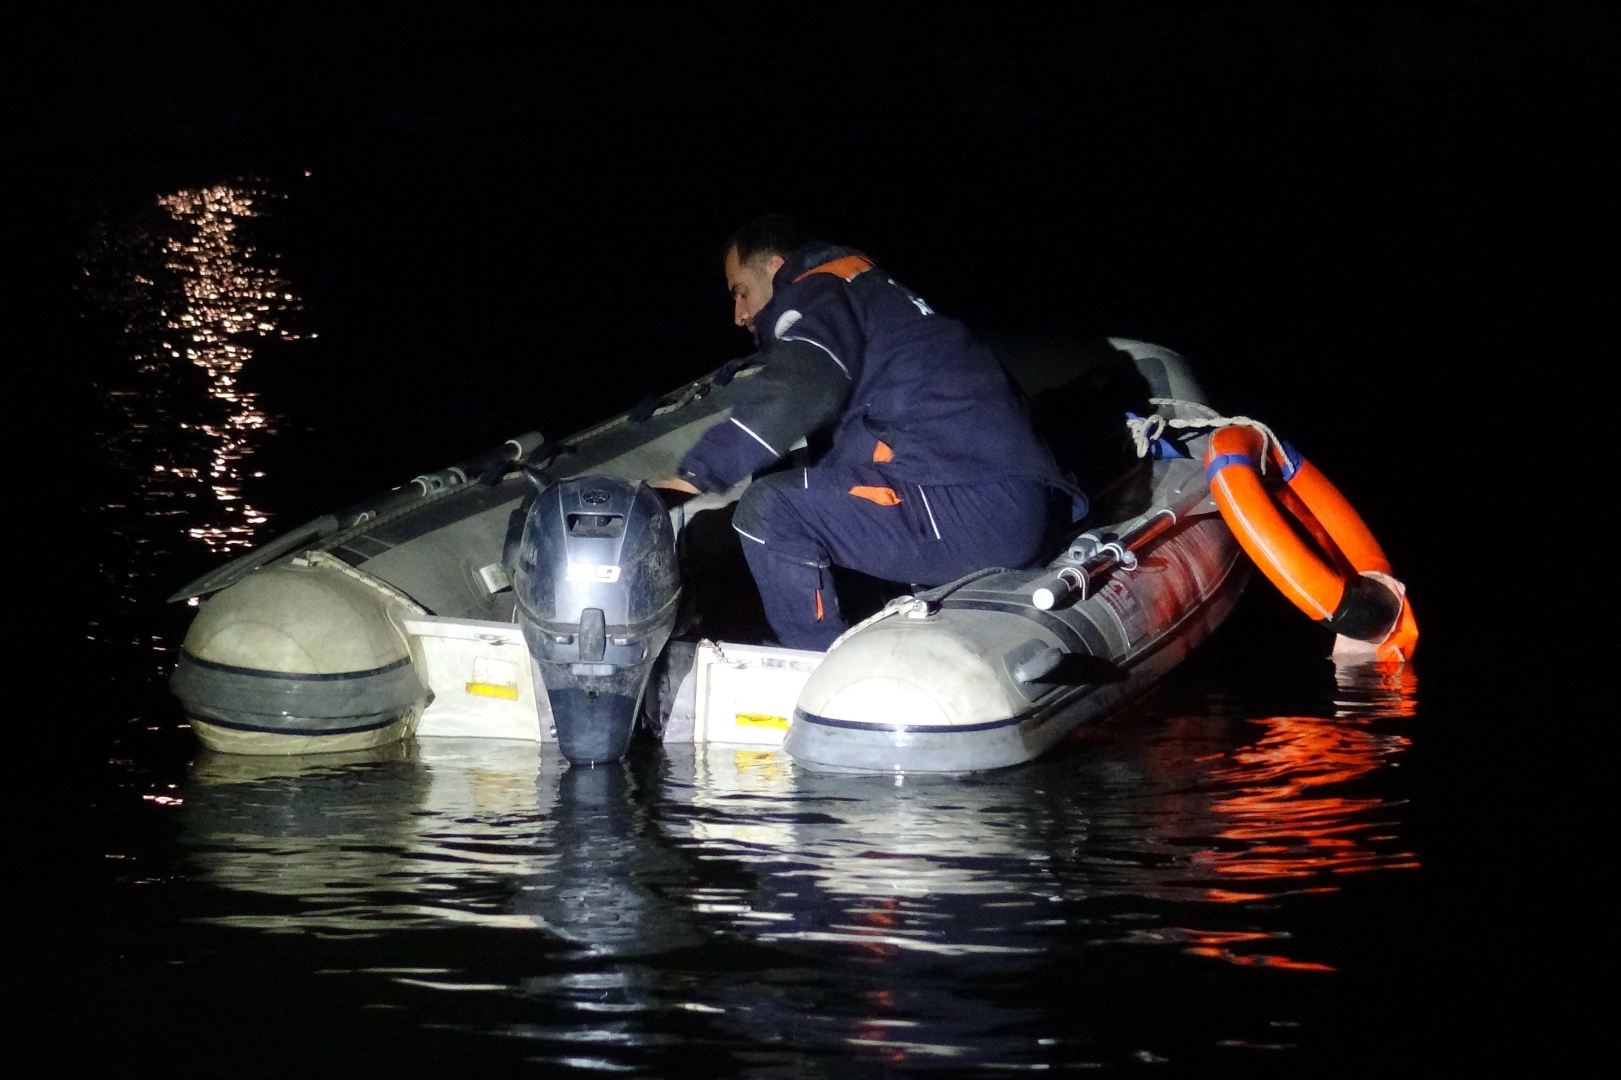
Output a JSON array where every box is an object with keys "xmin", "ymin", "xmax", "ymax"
[{"xmin": 168, "ymin": 339, "xmax": 1250, "ymax": 770}]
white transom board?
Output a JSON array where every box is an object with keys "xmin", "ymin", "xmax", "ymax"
[
  {"xmin": 687, "ymin": 640, "xmax": 824, "ymax": 747},
  {"xmin": 405, "ymin": 615, "xmax": 554, "ymax": 742}
]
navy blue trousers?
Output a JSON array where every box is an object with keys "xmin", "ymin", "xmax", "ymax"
[{"xmin": 731, "ymin": 466, "xmax": 1050, "ymax": 650}]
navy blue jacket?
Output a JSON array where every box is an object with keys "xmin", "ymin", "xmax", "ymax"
[{"xmin": 678, "ymin": 245, "xmax": 1084, "ymax": 513}]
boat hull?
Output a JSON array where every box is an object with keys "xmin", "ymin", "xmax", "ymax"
[
  {"xmin": 188, "ymin": 709, "xmax": 423, "ymax": 755},
  {"xmin": 166, "ymin": 371, "xmax": 752, "ymax": 755},
  {"xmin": 786, "ymin": 550, "xmax": 1246, "ymax": 772},
  {"xmin": 168, "ymin": 337, "xmax": 1240, "ymax": 768},
  {"xmin": 173, "ymin": 649, "xmax": 428, "ymax": 754},
  {"xmin": 169, "ymin": 557, "xmax": 429, "ymax": 756}
]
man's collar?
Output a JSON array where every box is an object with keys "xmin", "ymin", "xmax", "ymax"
[
  {"xmin": 780, "ymin": 242, "xmax": 860, "ymax": 280},
  {"xmin": 755, "ymin": 243, "xmax": 867, "ymax": 347}
]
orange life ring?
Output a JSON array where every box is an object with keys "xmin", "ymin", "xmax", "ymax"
[{"xmin": 1204, "ymin": 426, "xmax": 1418, "ymax": 662}]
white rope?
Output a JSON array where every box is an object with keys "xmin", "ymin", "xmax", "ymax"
[
  {"xmin": 302, "ymin": 550, "xmax": 428, "ymax": 614},
  {"xmin": 1124, "ymin": 413, "xmax": 1167, "ymax": 458},
  {"xmin": 1128, "ymin": 397, "xmax": 1285, "ymax": 474},
  {"xmin": 825, "ymin": 595, "xmax": 932, "ymax": 653},
  {"xmin": 705, "ymin": 638, "xmax": 739, "ymax": 667}
]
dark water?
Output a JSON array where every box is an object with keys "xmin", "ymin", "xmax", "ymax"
[
  {"xmin": 13, "ymin": 15, "xmax": 1600, "ymax": 1074},
  {"xmin": 73, "ymin": 675, "xmax": 1427, "ymax": 1075}
]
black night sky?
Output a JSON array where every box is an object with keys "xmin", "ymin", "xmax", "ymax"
[
  {"xmin": 15, "ymin": 8, "xmax": 1604, "ymax": 684},
  {"xmin": 6, "ymin": 6, "xmax": 1610, "ymax": 1073}
]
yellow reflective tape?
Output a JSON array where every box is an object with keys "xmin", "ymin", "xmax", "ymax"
[
  {"xmin": 466, "ymin": 682, "xmax": 519, "ymax": 700},
  {"xmin": 734, "ymin": 713, "xmax": 790, "ymax": 730}
]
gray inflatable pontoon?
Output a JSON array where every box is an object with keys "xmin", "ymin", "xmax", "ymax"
[{"xmin": 169, "ymin": 339, "xmax": 1244, "ymax": 770}]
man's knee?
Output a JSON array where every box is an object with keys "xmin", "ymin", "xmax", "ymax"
[{"xmin": 732, "ymin": 470, "xmax": 803, "ymax": 545}]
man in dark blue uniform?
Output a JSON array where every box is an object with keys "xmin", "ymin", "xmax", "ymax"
[{"xmin": 656, "ymin": 216, "xmax": 1083, "ymax": 650}]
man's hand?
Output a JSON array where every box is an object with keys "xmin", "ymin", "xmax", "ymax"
[{"xmin": 661, "ymin": 475, "xmax": 751, "ymax": 538}]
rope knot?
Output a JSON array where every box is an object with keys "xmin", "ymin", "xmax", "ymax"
[
  {"xmin": 1129, "ymin": 398, "xmax": 1285, "ymax": 474},
  {"xmin": 1125, "ymin": 413, "xmax": 1167, "ymax": 458}
]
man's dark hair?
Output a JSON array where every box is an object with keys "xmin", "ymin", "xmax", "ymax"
[{"xmin": 728, "ymin": 214, "xmax": 809, "ymax": 265}]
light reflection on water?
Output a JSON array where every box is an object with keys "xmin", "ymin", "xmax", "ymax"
[
  {"xmin": 170, "ymin": 666, "xmax": 1417, "ymax": 1070},
  {"xmin": 84, "ymin": 183, "xmax": 306, "ymax": 661},
  {"xmin": 148, "ymin": 185, "xmax": 300, "ymax": 552}
]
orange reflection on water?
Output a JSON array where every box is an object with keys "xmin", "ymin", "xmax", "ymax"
[
  {"xmin": 1182, "ymin": 945, "xmax": 1335, "ymax": 972},
  {"xmin": 1196, "ymin": 663, "xmax": 1420, "ymax": 891},
  {"xmin": 1111, "ymin": 663, "xmax": 1422, "ymax": 972}
]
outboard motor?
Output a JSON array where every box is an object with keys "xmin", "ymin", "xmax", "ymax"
[{"xmin": 514, "ymin": 477, "xmax": 679, "ymax": 764}]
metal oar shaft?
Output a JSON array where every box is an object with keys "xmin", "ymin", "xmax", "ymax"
[{"xmin": 1030, "ymin": 485, "xmax": 1211, "ymax": 610}]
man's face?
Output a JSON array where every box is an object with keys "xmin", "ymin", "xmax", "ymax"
[{"xmin": 725, "ymin": 247, "xmax": 784, "ymax": 333}]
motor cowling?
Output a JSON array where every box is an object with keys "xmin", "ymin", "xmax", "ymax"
[{"xmin": 514, "ymin": 476, "xmax": 679, "ymax": 764}]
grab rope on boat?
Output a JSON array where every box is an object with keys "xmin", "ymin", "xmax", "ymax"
[
  {"xmin": 825, "ymin": 596, "xmax": 933, "ymax": 653},
  {"xmin": 1127, "ymin": 398, "xmax": 1284, "ymax": 472},
  {"xmin": 289, "ymin": 550, "xmax": 428, "ymax": 614},
  {"xmin": 824, "ymin": 567, "xmax": 1009, "ymax": 652}
]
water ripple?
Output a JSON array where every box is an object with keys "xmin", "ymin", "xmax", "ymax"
[{"xmin": 169, "ymin": 667, "xmax": 1416, "ymax": 1070}]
